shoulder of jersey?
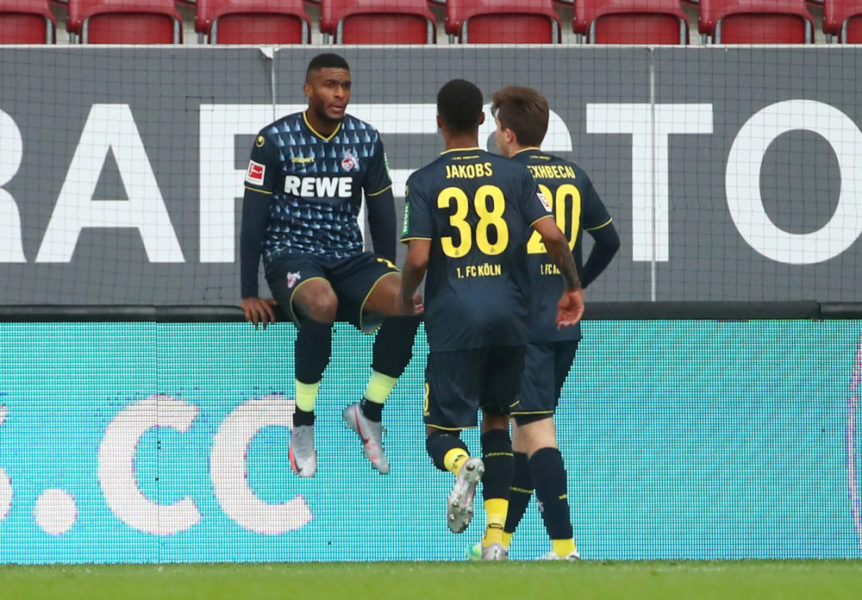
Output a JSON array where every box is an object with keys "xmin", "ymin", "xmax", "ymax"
[
  {"xmin": 256, "ymin": 112, "xmax": 303, "ymax": 143},
  {"xmin": 525, "ymin": 149, "xmax": 555, "ymax": 162},
  {"xmin": 528, "ymin": 151, "xmax": 588, "ymax": 176},
  {"xmin": 409, "ymin": 158, "xmax": 440, "ymax": 181},
  {"xmin": 543, "ymin": 151, "xmax": 582, "ymax": 172},
  {"xmin": 498, "ymin": 153, "xmax": 535, "ymax": 173},
  {"xmin": 268, "ymin": 111, "xmax": 303, "ymax": 131},
  {"xmin": 343, "ymin": 113, "xmax": 381, "ymax": 136}
]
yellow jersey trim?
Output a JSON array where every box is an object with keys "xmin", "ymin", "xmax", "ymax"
[
  {"xmin": 427, "ymin": 424, "xmax": 470, "ymax": 432},
  {"xmin": 358, "ymin": 271, "xmax": 399, "ymax": 334},
  {"xmin": 585, "ymin": 217, "xmax": 614, "ymax": 232},
  {"xmin": 529, "ymin": 214, "xmax": 554, "ymax": 228},
  {"xmin": 244, "ymin": 186, "xmax": 272, "ymax": 195},
  {"xmin": 401, "ymin": 236, "xmax": 432, "ymax": 243},
  {"xmin": 440, "ymin": 147, "xmax": 482, "ymax": 155},
  {"xmin": 303, "ymin": 111, "xmax": 341, "ymax": 141},
  {"xmin": 513, "ymin": 147, "xmax": 541, "ymax": 156},
  {"xmin": 366, "ymin": 184, "xmax": 393, "ymax": 198}
]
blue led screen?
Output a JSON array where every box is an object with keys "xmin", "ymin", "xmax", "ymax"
[{"xmin": 0, "ymin": 320, "xmax": 860, "ymax": 563}]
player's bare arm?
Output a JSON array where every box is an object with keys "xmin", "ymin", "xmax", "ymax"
[
  {"xmin": 399, "ymin": 239, "xmax": 430, "ymax": 315},
  {"xmin": 532, "ymin": 216, "xmax": 584, "ymax": 327},
  {"xmin": 533, "ymin": 216, "xmax": 581, "ymax": 290}
]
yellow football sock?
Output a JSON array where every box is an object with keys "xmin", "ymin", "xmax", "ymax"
[
  {"xmin": 482, "ymin": 499, "xmax": 508, "ymax": 547},
  {"xmin": 364, "ymin": 371, "xmax": 398, "ymax": 405},
  {"xmin": 502, "ymin": 531, "xmax": 513, "ymax": 549},
  {"xmin": 295, "ymin": 380, "xmax": 320, "ymax": 413},
  {"xmin": 552, "ymin": 538, "xmax": 576, "ymax": 558},
  {"xmin": 443, "ymin": 448, "xmax": 469, "ymax": 475}
]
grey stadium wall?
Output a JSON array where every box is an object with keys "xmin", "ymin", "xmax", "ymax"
[
  {"xmin": 2, "ymin": 46, "xmax": 862, "ymax": 563},
  {"xmin": 0, "ymin": 46, "xmax": 860, "ymax": 309}
]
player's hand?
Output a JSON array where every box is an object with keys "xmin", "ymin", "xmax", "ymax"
[
  {"xmin": 410, "ymin": 291, "xmax": 424, "ymax": 316},
  {"xmin": 397, "ymin": 292, "xmax": 424, "ymax": 316},
  {"xmin": 556, "ymin": 288, "xmax": 585, "ymax": 329},
  {"xmin": 241, "ymin": 297, "xmax": 278, "ymax": 329}
]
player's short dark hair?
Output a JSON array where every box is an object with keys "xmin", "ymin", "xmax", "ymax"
[
  {"xmin": 491, "ymin": 86, "xmax": 549, "ymax": 147},
  {"xmin": 306, "ymin": 53, "xmax": 350, "ymax": 81},
  {"xmin": 437, "ymin": 79, "xmax": 483, "ymax": 134}
]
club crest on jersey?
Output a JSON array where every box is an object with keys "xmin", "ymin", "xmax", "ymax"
[
  {"xmin": 538, "ymin": 191, "xmax": 552, "ymax": 212},
  {"xmin": 341, "ymin": 150, "xmax": 359, "ymax": 172},
  {"xmin": 286, "ymin": 271, "xmax": 301, "ymax": 289},
  {"xmin": 245, "ymin": 160, "xmax": 265, "ymax": 185}
]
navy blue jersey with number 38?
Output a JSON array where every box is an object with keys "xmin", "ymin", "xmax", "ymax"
[{"xmin": 401, "ymin": 148, "xmax": 553, "ymax": 351}]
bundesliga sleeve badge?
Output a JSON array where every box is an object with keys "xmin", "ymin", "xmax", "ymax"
[
  {"xmin": 245, "ymin": 160, "xmax": 266, "ymax": 185},
  {"xmin": 538, "ymin": 191, "xmax": 552, "ymax": 212}
]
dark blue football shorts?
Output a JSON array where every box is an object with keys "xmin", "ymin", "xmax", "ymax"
[
  {"xmin": 510, "ymin": 340, "xmax": 579, "ymax": 425},
  {"xmin": 424, "ymin": 345, "xmax": 526, "ymax": 430},
  {"xmin": 265, "ymin": 251, "xmax": 398, "ymax": 332}
]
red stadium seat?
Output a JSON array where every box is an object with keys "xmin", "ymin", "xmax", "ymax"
[
  {"xmin": 823, "ymin": 0, "xmax": 862, "ymax": 42},
  {"xmin": 445, "ymin": 0, "xmax": 561, "ymax": 43},
  {"xmin": 68, "ymin": 0, "xmax": 183, "ymax": 43},
  {"xmin": 0, "ymin": 0, "xmax": 55, "ymax": 43},
  {"xmin": 65, "ymin": 0, "xmax": 83, "ymax": 36},
  {"xmin": 319, "ymin": 0, "xmax": 436, "ymax": 44},
  {"xmin": 195, "ymin": 0, "xmax": 310, "ymax": 44},
  {"xmin": 698, "ymin": 0, "xmax": 814, "ymax": 43},
  {"xmin": 574, "ymin": 1, "xmax": 689, "ymax": 44}
]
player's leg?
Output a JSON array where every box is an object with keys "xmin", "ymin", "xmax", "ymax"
[
  {"xmin": 473, "ymin": 345, "xmax": 524, "ymax": 561},
  {"xmin": 553, "ymin": 340, "xmax": 579, "ymax": 405},
  {"xmin": 289, "ymin": 279, "xmax": 338, "ymax": 477},
  {"xmin": 503, "ymin": 342, "xmax": 556, "ymax": 547},
  {"xmin": 475, "ymin": 412, "xmax": 511, "ymax": 560},
  {"xmin": 518, "ymin": 340, "xmax": 580, "ymax": 560},
  {"xmin": 362, "ymin": 268, "xmax": 404, "ymax": 316},
  {"xmin": 367, "ymin": 315, "xmax": 420, "ymax": 421},
  {"xmin": 515, "ymin": 416, "xmax": 578, "ymax": 559},
  {"xmin": 266, "ymin": 256, "xmax": 337, "ymax": 478},
  {"xmin": 291, "ymin": 277, "xmax": 339, "ymax": 420},
  {"xmin": 467, "ymin": 414, "xmax": 530, "ymax": 562},
  {"xmin": 342, "ymin": 314, "xmax": 421, "ymax": 473},
  {"xmin": 330, "ymin": 253, "xmax": 418, "ymax": 472},
  {"xmin": 502, "ymin": 420, "xmax": 534, "ymax": 550},
  {"xmin": 424, "ymin": 349, "xmax": 484, "ymax": 534},
  {"xmin": 357, "ymin": 264, "xmax": 420, "ymax": 425}
]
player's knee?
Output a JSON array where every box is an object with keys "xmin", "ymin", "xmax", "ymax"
[
  {"xmin": 301, "ymin": 293, "xmax": 338, "ymax": 323},
  {"xmin": 480, "ymin": 411, "xmax": 509, "ymax": 433},
  {"xmin": 513, "ymin": 413, "xmax": 552, "ymax": 428},
  {"xmin": 513, "ymin": 415, "xmax": 557, "ymax": 455},
  {"xmin": 367, "ymin": 273, "xmax": 402, "ymax": 314}
]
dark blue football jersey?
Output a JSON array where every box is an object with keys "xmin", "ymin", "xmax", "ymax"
[
  {"xmin": 402, "ymin": 148, "xmax": 553, "ymax": 351},
  {"xmin": 512, "ymin": 149, "xmax": 613, "ymax": 342},
  {"xmin": 244, "ymin": 111, "xmax": 392, "ymax": 263}
]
